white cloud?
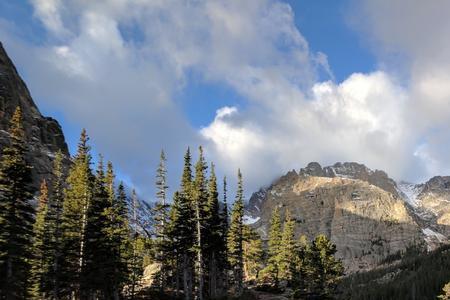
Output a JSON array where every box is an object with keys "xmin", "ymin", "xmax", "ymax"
[
  {"xmin": 2, "ymin": 0, "xmax": 450, "ymax": 198},
  {"xmin": 202, "ymin": 71, "xmax": 417, "ymax": 189},
  {"xmin": 30, "ymin": 0, "xmax": 68, "ymax": 38}
]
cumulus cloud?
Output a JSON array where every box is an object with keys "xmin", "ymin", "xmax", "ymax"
[
  {"xmin": 1, "ymin": 0, "xmax": 450, "ymax": 198},
  {"xmin": 349, "ymin": 0, "xmax": 450, "ymax": 179},
  {"xmin": 202, "ymin": 71, "xmax": 421, "ymax": 190}
]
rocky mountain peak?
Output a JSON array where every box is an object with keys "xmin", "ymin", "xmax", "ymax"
[
  {"xmin": 298, "ymin": 161, "xmax": 399, "ymax": 197},
  {"xmin": 422, "ymin": 176, "xmax": 450, "ymax": 194},
  {"xmin": 0, "ymin": 42, "xmax": 70, "ymax": 191}
]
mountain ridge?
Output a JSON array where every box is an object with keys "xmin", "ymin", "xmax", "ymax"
[
  {"xmin": 0, "ymin": 41, "xmax": 70, "ymax": 192},
  {"xmin": 246, "ymin": 161, "xmax": 450, "ymax": 272}
]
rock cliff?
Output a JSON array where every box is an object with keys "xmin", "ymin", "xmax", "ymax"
[
  {"xmin": 0, "ymin": 42, "xmax": 69, "ymax": 191},
  {"xmin": 246, "ymin": 162, "xmax": 450, "ymax": 272}
]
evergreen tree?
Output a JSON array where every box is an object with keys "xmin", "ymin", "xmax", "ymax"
[
  {"xmin": 218, "ymin": 176, "xmax": 229, "ymax": 293},
  {"xmin": 264, "ymin": 207, "xmax": 282, "ymax": 287},
  {"xmin": 111, "ymin": 182, "xmax": 132, "ymax": 298},
  {"xmin": 83, "ymin": 155, "xmax": 114, "ymax": 298},
  {"xmin": 0, "ymin": 107, "xmax": 34, "ymax": 299},
  {"xmin": 205, "ymin": 162, "xmax": 220, "ymax": 298},
  {"xmin": 309, "ymin": 234, "xmax": 344, "ymax": 297},
  {"xmin": 242, "ymin": 225, "xmax": 264, "ymax": 281},
  {"xmin": 279, "ymin": 210, "xmax": 297, "ymax": 284},
  {"xmin": 291, "ymin": 235, "xmax": 311, "ymax": 296},
  {"xmin": 45, "ymin": 151, "xmax": 66, "ymax": 299},
  {"xmin": 439, "ymin": 282, "xmax": 450, "ymax": 300},
  {"xmin": 227, "ymin": 169, "xmax": 245, "ymax": 296},
  {"xmin": 60, "ymin": 129, "xmax": 94, "ymax": 298},
  {"xmin": 29, "ymin": 180, "xmax": 50, "ymax": 299},
  {"xmin": 130, "ymin": 189, "xmax": 142, "ymax": 299},
  {"xmin": 192, "ymin": 146, "xmax": 208, "ymax": 300},
  {"xmin": 178, "ymin": 148, "xmax": 195, "ymax": 300},
  {"xmin": 153, "ymin": 150, "xmax": 170, "ymax": 290},
  {"xmin": 166, "ymin": 191, "xmax": 191, "ymax": 298}
]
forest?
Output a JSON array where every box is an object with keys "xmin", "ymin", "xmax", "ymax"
[{"xmin": 0, "ymin": 107, "xmax": 344, "ymax": 300}]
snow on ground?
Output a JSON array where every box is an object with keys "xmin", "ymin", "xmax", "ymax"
[
  {"xmin": 243, "ymin": 215, "xmax": 260, "ymax": 225},
  {"xmin": 422, "ymin": 227, "xmax": 448, "ymax": 250},
  {"xmin": 397, "ymin": 181, "xmax": 421, "ymax": 208},
  {"xmin": 422, "ymin": 228, "xmax": 447, "ymax": 241}
]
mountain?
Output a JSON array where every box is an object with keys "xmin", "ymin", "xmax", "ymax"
[
  {"xmin": 246, "ymin": 162, "xmax": 450, "ymax": 272},
  {"xmin": 0, "ymin": 42, "xmax": 69, "ymax": 191}
]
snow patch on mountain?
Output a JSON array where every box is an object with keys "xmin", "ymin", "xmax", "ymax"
[
  {"xmin": 397, "ymin": 181, "xmax": 421, "ymax": 208},
  {"xmin": 422, "ymin": 227, "xmax": 448, "ymax": 250},
  {"xmin": 243, "ymin": 215, "xmax": 260, "ymax": 225}
]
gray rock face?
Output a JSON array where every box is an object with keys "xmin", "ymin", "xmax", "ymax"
[
  {"xmin": 246, "ymin": 162, "xmax": 450, "ymax": 273},
  {"xmin": 299, "ymin": 162, "xmax": 400, "ymax": 197},
  {"xmin": 0, "ymin": 42, "xmax": 69, "ymax": 191}
]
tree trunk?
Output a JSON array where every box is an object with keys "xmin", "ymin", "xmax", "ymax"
[
  {"xmin": 183, "ymin": 253, "xmax": 191, "ymax": 300},
  {"xmin": 209, "ymin": 252, "xmax": 217, "ymax": 299},
  {"xmin": 195, "ymin": 202, "xmax": 204, "ymax": 300}
]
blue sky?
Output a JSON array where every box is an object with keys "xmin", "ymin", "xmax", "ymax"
[{"xmin": 1, "ymin": 0, "xmax": 450, "ymax": 199}]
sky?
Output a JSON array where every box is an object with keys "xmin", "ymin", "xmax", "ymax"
[{"xmin": 1, "ymin": 0, "xmax": 450, "ymax": 200}]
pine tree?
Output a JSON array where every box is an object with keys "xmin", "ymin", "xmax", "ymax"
[
  {"xmin": 291, "ymin": 235, "xmax": 311, "ymax": 298},
  {"xmin": 104, "ymin": 166, "xmax": 131, "ymax": 300},
  {"xmin": 154, "ymin": 150, "xmax": 170, "ymax": 290},
  {"xmin": 205, "ymin": 162, "xmax": 220, "ymax": 298},
  {"xmin": 279, "ymin": 210, "xmax": 297, "ymax": 284},
  {"xmin": 45, "ymin": 150, "xmax": 65, "ymax": 299},
  {"xmin": 264, "ymin": 207, "xmax": 282, "ymax": 287},
  {"xmin": 179, "ymin": 148, "xmax": 195, "ymax": 300},
  {"xmin": 242, "ymin": 225, "xmax": 264, "ymax": 281},
  {"xmin": 218, "ymin": 176, "xmax": 229, "ymax": 294},
  {"xmin": 0, "ymin": 107, "xmax": 34, "ymax": 299},
  {"xmin": 439, "ymin": 282, "xmax": 450, "ymax": 300},
  {"xmin": 83, "ymin": 155, "xmax": 114, "ymax": 298},
  {"xmin": 129, "ymin": 189, "xmax": 143, "ymax": 299},
  {"xmin": 227, "ymin": 169, "xmax": 245, "ymax": 296},
  {"xmin": 112, "ymin": 182, "xmax": 132, "ymax": 298},
  {"xmin": 60, "ymin": 129, "xmax": 94, "ymax": 298},
  {"xmin": 192, "ymin": 146, "xmax": 208, "ymax": 300},
  {"xmin": 29, "ymin": 180, "xmax": 50, "ymax": 299},
  {"xmin": 309, "ymin": 234, "xmax": 344, "ymax": 297},
  {"xmin": 166, "ymin": 191, "xmax": 187, "ymax": 297}
]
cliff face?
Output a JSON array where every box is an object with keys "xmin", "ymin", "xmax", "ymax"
[
  {"xmin": 0, "ymin": 42, "xmax": 69, "ymax": 191},
  {"xmin": 246, "ymin": 162, "xmax": 450, "ymax": 273}
]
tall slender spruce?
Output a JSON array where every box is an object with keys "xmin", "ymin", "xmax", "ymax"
[
  {"xmin": 29, "ymin": 180, "xmax": 50, "ymax": 299},
  {"xmin": 154, "ymin": 150, "xmax": 170, "ymax": 290},
  {"xmin": 193, "ymin": 147, "xmax": 208, "ymax": 300},
  {"xmin": 227, "ymin": 170, "xmax": 245, "ymax": 296},
  {"xmin": 60, "ymin": 129, "xmax": 94, "ymax": 298},
  {"xmin": 265, "ymin": 206, "xmax": 282, "ymax": 287},
  {"xmin": 0, "ymin": 107, "xmax": 34, "ymax": 299}
]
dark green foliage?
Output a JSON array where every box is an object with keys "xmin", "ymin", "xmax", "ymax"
[
  {"xmin": 45, "ymin": 151, "xmax": 66, "ymax": 299},
  {"xmin": 262, "ymin": 206, "xmax": 282, "ymax": 286},
  {"xmin": 205, "ymin": 163, "xmax": 222, "ymax": 298},
  {"xmin": 308, "ymin": 234, "xmax": 344, "ymax": 298},
  {"xmin": 82, "ymin": 156, "xmax": 115, "ymax": 298},
  {"xmin": 338, "ymin": 244, "xmax": 450, "ymax": 300},
  {"xmin": 227, "ymin": 169, "xmax": 245, "ymax": 296},
  {"xmin": 60, "ymin": 129, "xmax": 95, "ymax": 298},
  {"xmin": 111, "ymin": 181, "xmax": 132, "ymax": 295},
  {"xmin": 153, "ymin": 150, "xmax": 171, "ymax": 290},
  {"xmin": 0, "ymin": 107, "xmax": 34, "ymax": 299},
  {"xmin": 279, "ymin": 210, "xmax": 296, "ymax": 284},
  {"xmin": 243, "ymin": 225, "xmax": 264, "ymax": 281},
  {"xmin": 29, "ymin": 180, "xmax": 50, "ymax": 299}
]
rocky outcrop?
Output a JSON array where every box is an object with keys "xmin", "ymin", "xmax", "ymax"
[
  {"xmin": 299, "ymin": 162, "xmax": 400, "ymax": 197},
  {"xmin": 0, "ymin": 42, "xmax": 69, "ymax": 191},
  {"xmin": 398, "ymin": 176, "xmax": 450, "ymax": 247},
  {"xmin": 246, "ymin": 162, "xmax": 450, "ymax": 273}
]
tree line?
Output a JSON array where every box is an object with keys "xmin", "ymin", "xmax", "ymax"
[{"xmin": 0, "ymin": 107, "xmax": 343, "ymax": 300}]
